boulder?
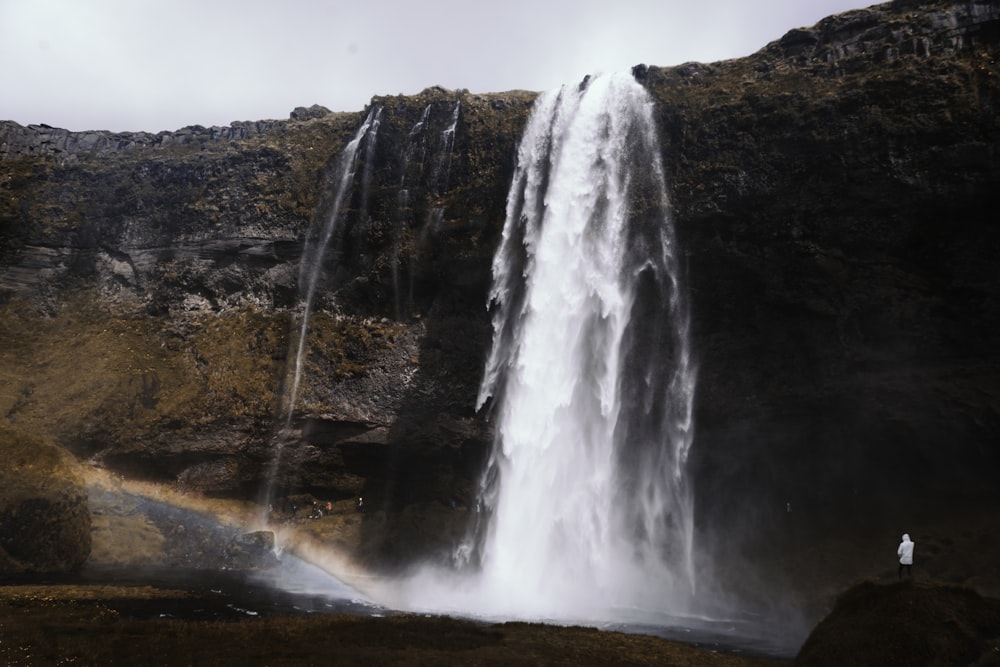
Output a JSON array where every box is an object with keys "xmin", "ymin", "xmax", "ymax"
[
  {"xmin": 290, "ymin": 104, "xmax": 332, "ymax": 121},
  {"xmin": 223, "ymin": 530, "xmax": 278, "ymax": 570},
  {"xmin": 0, "ymin": 425, "xmax": 91, "ymax": 574},
  {"xmin": 794, "ymin": 580, "xmax": 1000, "ymax": 666}
]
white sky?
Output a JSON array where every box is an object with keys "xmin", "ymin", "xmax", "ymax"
[{"xmin": 2, "ymin": 0, "xmax": 873, "ymax": 133}]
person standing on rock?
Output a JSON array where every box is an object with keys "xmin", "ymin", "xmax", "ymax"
[{"xmin": 897, "ymin": 533, "xmax": 915, "ymax": 579}]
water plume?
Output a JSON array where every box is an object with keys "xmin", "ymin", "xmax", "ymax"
[{"xmin": 399, "ymin": 71, "xmax": 697, "ymax": 625}]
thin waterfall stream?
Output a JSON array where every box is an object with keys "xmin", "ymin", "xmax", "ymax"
[{"xmin": 261, "ymin": 106, "xmax": 382, "ymax": 514}]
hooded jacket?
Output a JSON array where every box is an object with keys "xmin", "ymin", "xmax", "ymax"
[{"xmin": 897, "ymin": 534, "xmax": 914, "ymax": 565}]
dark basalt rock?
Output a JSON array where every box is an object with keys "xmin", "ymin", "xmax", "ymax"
[
  {"xmin": 644, "ymin": 0, "xmax": 1000, "ymax": 582},
  {"xmin": 290, "ymin": 104, "xmax": 333, "ymax": 121}
]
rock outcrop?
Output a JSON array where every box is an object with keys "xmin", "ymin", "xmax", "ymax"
[
  {"xmin": 0, "ymin": 118, "xmax": 290, "ymax": 161},
  {"xmin": 794, "ymin": 580, "xmax": 1000, "ymax": 666},
  {"xmin": 0, "ymin": 425, "xmax": 91, "ymax": 573},
  {"xmin": 0, "ymin": 0, "xmax": 997, "ymax": 607}
]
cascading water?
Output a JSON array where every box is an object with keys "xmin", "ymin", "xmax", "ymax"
[
  {"xmin": 391, "ymin": 104, "xmax": 434, "ymax": 320},
  {"xmin": 397, "ymin": 71, "xmax": 696, "ymax": 624},
  {"xmin": 475, "ymin": 70, "xmax": 696, "ymax": 619},
  {"xmin": 432, "ymin": 102, "xmax": 460, "ymax": 193},
  {"xmin": 403, "ymin": 104, "xmax": 433, "ymax": 183},
  {"xmin": 261, "ymin": 106, "xmax": 382, "ymax": 512},
  {"xmin": 288, "ymin": 106, "xmax": 382, "ymax": 422}
]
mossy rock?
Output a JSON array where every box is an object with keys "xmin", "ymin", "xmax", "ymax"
[
  {"xmin": 0, "ymin": 425, "xmax": 91, "ymax": 574},
  {"xmin": 794, "ymin": 579, "xmax": 1000, "ymax": 666}
]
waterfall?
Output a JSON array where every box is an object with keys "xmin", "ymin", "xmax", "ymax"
[
  {"xmin": 261, "ymin": 106, "xmax": 382, "ymax": 512},
  {"xmin": 403, "ymin": 104, "xmax": 433, "ymax": 184},
  {"xmin": 287, "ymin": 105, "xmax": 382, "ymax": 427},
  {"xmin": 392, "ymin": 105, "xmax": 433, "ymax": 320},
  {"xmin": 463, "ymin": 71, "xmax": 696, "ymax": 621}
]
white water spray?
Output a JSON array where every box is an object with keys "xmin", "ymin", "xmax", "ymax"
[{"xmin": 397, "ymin": 72, "xmax": 696, "ymax": 624}]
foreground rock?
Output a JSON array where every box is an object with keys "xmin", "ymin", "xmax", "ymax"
[
  {"xmin": 794, "ymin": 580, "xmax": 1000, "ymax": 666},
  {"xmin": 0, "ymin": 425, "xmax": 91, "ymax": 573}
]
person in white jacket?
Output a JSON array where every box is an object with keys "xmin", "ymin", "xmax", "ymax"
[{"xmin": 897, "ymin": 533, "xmax": 915, "ymax": 579}]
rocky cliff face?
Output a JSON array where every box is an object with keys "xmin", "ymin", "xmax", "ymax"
[
  {"xmin": 1, "ymin": 0, "xmax": 998, "ymax": 595},
  {"xmin": 645, "ymin": 0, "xmax": 1000, "ymax": 573}
]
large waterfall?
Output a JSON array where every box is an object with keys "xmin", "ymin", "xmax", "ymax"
[
  {"xmin": 253, "ymin": 72, "xmax": 698, "ymax": 628},
  {"xmin": 403, "ymin": 71, "xmax": 698, "ymax": 624}
]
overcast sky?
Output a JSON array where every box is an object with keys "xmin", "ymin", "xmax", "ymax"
[{"xmin": 2, "ymin": 0, "xmax": 872, "ymax": 133}]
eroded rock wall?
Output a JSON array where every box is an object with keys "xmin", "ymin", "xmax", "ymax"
[{"xmin": 649, "ymin": 0, "xmax": 1000, "ymax": 548}]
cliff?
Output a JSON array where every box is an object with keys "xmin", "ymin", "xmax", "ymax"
[
  {"xmin": 1, "ymin": 0, "xmax": 998, "ymax": 608},
  {"xmin": 646, "ymin": 0, "xmax": 1000, "ymax": 593}
]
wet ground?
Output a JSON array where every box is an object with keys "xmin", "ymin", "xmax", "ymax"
[
  {"xmin": 75, "ymin": 477, "xmax": 802, "ymax": 658},
  {"xmin": 34, "ymin": 555, "xmax": 794, "ymax": 658},
  {"xmin": 7, "ymin": 475, "xmax": 991, "ymax": 665},
  {"xmin": 74, "ymin": 559, "xmax": 380, "ymax": 621}
]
